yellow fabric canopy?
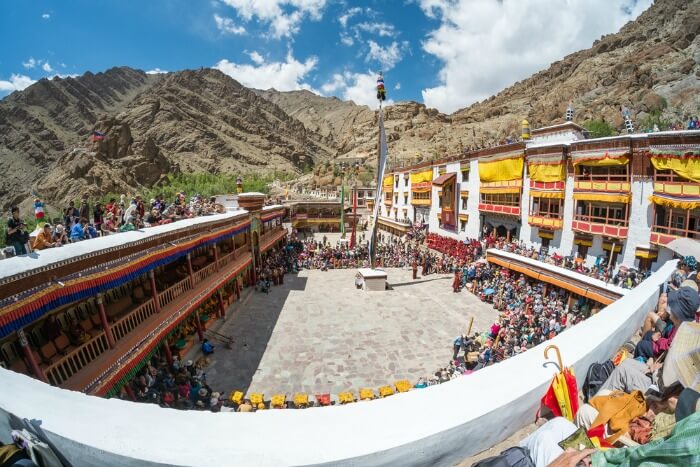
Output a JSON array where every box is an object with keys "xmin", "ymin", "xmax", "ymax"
[
  {"xmin": 479, "ymin": 157, "xmax": 524, "ymax": 183},
  {"xmin": 648, "ymin": 194, "xmax": 700, "ymax": 210},
  {"xmin": 574, "ymin": 238, "xmax": 593, "ymax": 247},
  {"xmin": 650, "ymin": 156, "xmax": 700, "ymax": 183},
  {"xmin": 479, "ymin": 186, "xmax": 521, "ymax": 194},
  {"xmin": 573, "ymin": 192, "xmax": 631, "ymax": 203},
  {"xmin": 574, "ymin": 155, "xmax": 629, "ymax": 167},
  {"xmin": 528, "ymin": 163, "xmax": 566, "ymax": 182},
  {"xmin": 602, "ymin": 242, "xmax": 622, "ymax": 253},
  {"xmin": 635, "ymin": 248, "xmax": 658, "ymax": 259},
  {"xmin": 530, "ymin": 191, "xmax": 565, "ymax": 200},
  {"xmin": 410, "ymin": 169, "xmax": 433, "ymax": 184},
  {"xmin": 411, "ymin": 186, "xmax": 431, "ymax": 194},
  {"xmin": 538, "ymin": 230, "xmax": 554, "ymax": 240},
  {"xmin": 383, "ymin": 175, "xmax": 394, "ymax": 187}
]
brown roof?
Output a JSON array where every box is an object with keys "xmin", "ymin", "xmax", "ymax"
[{"xmin": 432, "ymin": 172, "xmax": 456, "ymax": 186}]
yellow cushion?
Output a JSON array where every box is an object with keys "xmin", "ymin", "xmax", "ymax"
[
  {"xmin": 230, "ymin": 390, "xmax": 244, "ymax": 405},
  {"xmin": 271, "ymin": 394, "xmax": 286, "ymax": 408},
  {"xmin": 293, "ymin": 393, "xmax": 309, "ymax": 406},
  {"xmin": 379, "ymin": 386, "xmax": 395, "ymax": 397},
  {"xmin": 250, "ymin": 393, "xmax": 264, "ymax": 405},
  {"xmin": 359, "ymin": 388, "xmax": 375, "ymax": 400},
  {"xmin": 338, "ymin": 392, "xmax": 355, "ymax": 404},
  {"xmin": 395, "ymin": 380, "xmax": 412, "ymax": 393}
]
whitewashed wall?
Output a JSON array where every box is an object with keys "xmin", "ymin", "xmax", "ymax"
[
  {"xmin": 621, "ymin": 179, "xmax": 654, "ymax": 268},
  {"xmin": 0, "ymin": 261, "xmax": 676, "ymax": 467}
]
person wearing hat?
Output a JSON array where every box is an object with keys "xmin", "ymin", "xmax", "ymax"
[
  {"xmin": 670, "ymin": 256, "xmax": 697, "ymax": 289},
  {"xmin": 643, "ymin": 281, "xmax": 700, "ymax": 337},
  {"xmin": 32, "ymin": 223, "xmax": 57, "ymax": 250},
  {"xmin": 52, "ymin": 224, "xmax": 68, "ymax": 245}
]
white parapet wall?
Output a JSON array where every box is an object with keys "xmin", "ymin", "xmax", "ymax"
[{"xmin": 0, "ymin": 261, "xmax": 677, "ymax": 467}]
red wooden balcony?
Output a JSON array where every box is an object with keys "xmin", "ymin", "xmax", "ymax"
[
  {"xmin": 572, "ymin": 218, "xmax": 628, "ymax": 239},
  {"xmin": 528, "ymin": 215, "xmax": 564, "ymax": 230},
  {"xmin": 479, "ymin": 203, "xmax": 521, "ymax": 216}
]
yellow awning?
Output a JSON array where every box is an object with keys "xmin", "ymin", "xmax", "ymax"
[
  {"xmin": 538, "ymin": 230, "xmax": 554, "ymax": 240},
  {"xmin": 530, "ymin": 191, "xmax": 565, "ymax": 199},
  {"xmin": 410, "ymin": 169, "xmax": 433, "ymax": 184},
  {"xmin": 650, "ymin": 156, "xmax": 700, "ymax": 183},
  {"xmin": 383, "ymin": 175, "xmax": 394, "ymax": 187},
  {"xmin": 574, "ymin": 237, "xmax": 593, "ymax": 247},
  {"xmin": 635, "ymin": 248, "xmax": 658, "ymax": 259},
  {"xmin": 573, "ymin": 192, "xmax": 631, "ymax": 203},
  {"xmin": 528, "ymin": 163, "xmax": 566, "ymax": 182},
  {"xmin": 459, "ymin": 213, "xmax": 469, "ymax": 221},
  {"xmin": 648, "ymin": 194, "xmax": 700, "ymax": 210},
  {"xmin": 602, "ymin": 241, "xmax": 623, "ymax": 253},
  {"xmin": 411, "ymin": 186, "xmax": 431, "ymax": 194},
  {"xmin": 479, "ymin": 157, "xmax": 524, "ymax": 183},
  {"xmin": 460, "ymin": 191, "xmax": 469, "ymax": 198}
]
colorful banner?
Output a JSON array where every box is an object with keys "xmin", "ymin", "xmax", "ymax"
[
  {"xmin": 650, "ymin": 155, "xmax": 700, "ymax": 183},
  {"xmin": 528, "ymin": 163, "xmax": 566, "ymax": 182},
  {"xmin": 570, "ymin": 148, "xmax": 629, "ymax": 166},
  {"xmin": 479, "ymin": 156, "xmax": 524, "ymax": 183},
  {"xmin": 409, "ymin": 169, "xmax": 433, "ymax": 185}
]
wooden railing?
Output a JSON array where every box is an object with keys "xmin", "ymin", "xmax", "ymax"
[
  {"xmin": 45, "ymin": 333, "xmax": 110, "ymax": 387},
  {"xmin": 111, "ymin": 299, "xmax": 157, "ymax": 343},
  {"xmin": 193, "ymin": 261, "xmax": 217, "ymax": 284},
  {"xmin": 158, "ymin": 277, "xmax": 191, "ymax": 309},
  {"xmin": 218, "ymin": 252, "xmax": 234, "ymax": 268}
]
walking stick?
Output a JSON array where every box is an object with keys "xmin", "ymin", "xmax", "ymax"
[{"xmin": 466, "ymin": 316, "xmax": 474, "ymax": 336}]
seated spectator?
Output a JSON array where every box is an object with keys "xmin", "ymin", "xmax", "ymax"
[
  {"xmin": 119, "ymin": 216, "xmax": 136, "ymax": 232},
  {"xmin": 67, "ymin": 318, "xmax": 90, "ymax": 345},
  {"xmin": 52, "ymin": 224, "xmax": 68, "ymax": 245},
  {"xmin": 201, "ymin": 339, "xmax": 215, "ymax": 355},
  {"xmin": 69, "ymin": 217, "xmax": 88, "ymax": 242},
  {"xmin": 102, "ymin": 212, "xmax": 118, "ymax": 234},
  {"xmin": 32, "ymin": 223, "xmax": 58, "ymax": 250}
]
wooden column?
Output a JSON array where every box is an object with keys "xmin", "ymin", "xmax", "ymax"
[
  {"xmin": 194, "ymin": 312, "xmax": 204, "ymax": 342},
  {"xmin": 186, "ymin": 253, "xmax": 195, "ymax": 288},
  {"xmin": 17, "ymin": 329, "xmax": 47, "ymax": 383},
  {"xmin": 96, "ymin": 294, "xmax": 115, "ymax": 349},
  {"xmin": 123, "ymin": 383, "xmax": 136, "ymax": 401},
  {"xmin": 217, "ymin": 290, "xmax": 226, "ymax": 319},
  {"xmin": 162, "ymin": 340, "xmax": 174, "ymax": 366},
  {"xmin": 213, "ymin": 244, "xmax": 220, "ymax": 271},
  {"xmin": 149, "ymin": 270, "xmax": 161, "ymax": 313}
]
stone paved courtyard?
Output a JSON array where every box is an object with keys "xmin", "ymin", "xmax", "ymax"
[{"xmin": 204, "ymin": 268, "xmax": 497, "ymax": 396}]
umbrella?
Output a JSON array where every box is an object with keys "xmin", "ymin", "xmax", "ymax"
[
  {"xmin": 541, "ymin": 345, "xmax": 579, "ymax": 421},
  {"xmin": 484, "ymin": 288, "xmax": 496, "ymax": 296},
  {"xmin": 666, "ymin": 238, "xmax": 700, "ymax": 259}
]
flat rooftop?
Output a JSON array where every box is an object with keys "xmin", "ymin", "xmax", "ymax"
[{"xmin": 204, "ymin": 268, "xmax": 497, "ymax": 395}]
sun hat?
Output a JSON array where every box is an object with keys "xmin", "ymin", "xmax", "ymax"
[
  {"xmin": 662, "ymin": 322, "xmax": 700, "ymax": 392},
  {"xmin": 684, "ymin": 256, "xmax": 697, "ymax": 270},
  {"xmin": 198, "ymin": 388, "xmax": 208, "ymax": 397},
  {"xmin": 667, "ymin": 286, "xmax": 700, "ymax": 323}
]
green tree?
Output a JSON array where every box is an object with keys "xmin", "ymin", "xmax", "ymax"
[
  {"xmin": 584, "ymin": 119, "xmax": 617, "ymax": 138},
  {"xmin": 639, "ymin": 110, "xmax": 671, "ymax": 133}
]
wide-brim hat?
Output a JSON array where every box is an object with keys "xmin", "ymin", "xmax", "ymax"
[
  {"xmin": 667, "ymin": 286, "xmax": 700, "ymax": 323},
  {"xmin": 663, "ymin": 322, "xmax": 700, "ymax": 391}
]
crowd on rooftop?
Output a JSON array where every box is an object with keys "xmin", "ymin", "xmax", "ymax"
[{"xmin": 3, "ymin": 193, "xmax": 225, "ymax": 258}]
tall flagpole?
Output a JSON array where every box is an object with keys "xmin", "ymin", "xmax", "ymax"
[
  {"xmin": 368, "ymin": 72, "xmax": 388, "ymax": 270},
  {"xmin": 350, "ymin": 187, "xmax": 357, "ymax": 248},
  {"xmin": 340, "ymin": 184, "xmax": 346, "ymax": 237}
]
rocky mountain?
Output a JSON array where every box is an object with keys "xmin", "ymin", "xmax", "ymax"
[
  {"xmin": 265, "ymin": 0, "xmax": 699, "ymax": 185},
  {"xmin": 0, "ymin": 68, "xmax": 333, "ymax": 209},
  {"xmin": 1, "ymin": 0, "xmax": 697, "ymax": 207}
]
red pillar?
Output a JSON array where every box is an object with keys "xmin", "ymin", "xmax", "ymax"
[
  {"xmin": 186, "ymin": 253, "xmax": 195, "ymax": 288},
  {"xmin": 235, "ymin": 279, "xmax": 241, "ymax": 300},
  {"xmin": 149, "ymin": 270, "xmax": 161, "ymax": 313},
  {"xmin": 194, "ymin": 312, "xmax": 204, "ymax": 342},
  {"xmin": 213, "ymin": 244, "xmax": 220, "ymax": 271},
  {"xmin": 162, "ymin": 340, "xmax": 173, "ymax": 366},
  {"xmin": 231, "ymin": 237, "xmax": 236, "ymax": 255},
  {"xmin": 17, "ymin": 329, "xmax": 47, "ymax": 383},
  {"xmin": 123, "ymin": 383, "xmax": 136, "ymax": 401},
  {"xmin": 217, "ymin": 290, "xmax": 226, "ymax": 318},
  {"xmin": 96, "ymin": 294, "xmax": 116, "ymax": 348}
]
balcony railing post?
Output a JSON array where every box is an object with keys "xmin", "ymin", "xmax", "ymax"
[
  {"xmin": 149, "ymin": 270, "xmax": 161, "ymax": 314},
  {"xmin": 213, "ymin": 244, "xmax": 220, "ymax": 271},
  {"xmin": 17, "ymin": 329, "xmax": 47, "ymax": 383},
  {"xmin": 194, "ymin": 311, "xmax": 204, "ymax": 342},
  {"xmin": 96, "ymin": 294, "xmax": 115, "ymax": 349},
  {"xmin": 186, "ymin": 253, "xmax": 195, "ymax": 288}
]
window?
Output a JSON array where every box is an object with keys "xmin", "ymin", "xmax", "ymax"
[
  {"xmin": 541, "ymin": 237, "xmax": 550, "ymax": 248},
  {"xmin": 577, "ymin": 244, "xmax": 589, "ymax": 258},
  {"xmin": 480, "ymin": 193, "xmax": 521, "ymax": 206},
  {"xmin": 460, "ymin": 219, "xmax": 467, "ymax": 231},
  {"xmin": 411, "ymin": 191, "xmax": 431, "ymax": 201},
  {"xmin": 654, "ymin": 207, "xmax": 700, "ymax": 239},
  {"xmin": 531, "ymin": 197, "xmax": 562, "ymax": 218},
  {"xmin": 404, "ymin": 177, "xmax": 409, "ymax": 187},
  {"xmin": 575, "ymin": 202, "xmax": 629, "ymax": 226},
  {"xmin": 654, "ymin": 168, "xmax": 691, "ymax": 183},
  {"xmin": 403, "ymin": 194, "xmax": 408, "ymax": 205},
  {"xmin": 461, "ymin": 168, "xmax": 470, "ymax": 183},
  {"xmin": 461, "ymin": 196, "xmax": 468, "ymax": 210},
  {"xmin": 395, "ymin": 177, "xmax": 399, "ymax": 188},
  {"xmin": 575, "ymin": 164, "xmax": 628, "ymax": 182}
]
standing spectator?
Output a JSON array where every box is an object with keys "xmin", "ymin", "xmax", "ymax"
[
  {"xmin": 32, "ymin": 223, "xmax": 57, "ymax": 250},
  {"xmin": 70, "ymin": 217, "xmax": 88, "ymax": 242},
  {"xmin": 79, "ymin": 197, "xmax": 90, "ymax": 223},
  {"xmin": 93, "ymin": 203, "xmax": 104, "ymax": 233},
  {"xmin": 64, "ymin": 201, "xmax": 79, "ymax": 227},
  {"xmin": 5, "ymin": 206, "xmax": 29, "ymax": 255},
  {"xmin": 34, "ymin": 198, "xmax": 45, "ymax": 222}
]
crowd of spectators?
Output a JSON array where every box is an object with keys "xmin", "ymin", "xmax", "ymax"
[{"xmin": 3, "ymin": 193, "xmax": 225, "ymax": 258}]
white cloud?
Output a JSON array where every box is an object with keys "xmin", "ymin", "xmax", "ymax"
[
  {"xmin": 41, "ymin": 61, "xmax": 53, "ymax": 73},
  {"xmin": 41, "ymin": 13, "xmax": 50, "ymax": 19},
  {"xmin": 340, "ymin": 33, "xmax": 354, "ymax": 46},
  {"xmin": 0, "ymin": 74, "xmax": 36, "ymax": 93},
  {"xmin": 420, "ymin": 0, "xmax": 654, "ymax": 113},
  {"xmin": 321, "ymin": 70, "xmax": 392, "ymax": 109},
  {"xmin": 213, "ymin": 13, "xmax": 246, "ymax": 35},
  {"xmin": 339, "ymin": 7, "xmax": 363, "ymax": 28},
  {"xmin": 220, "ymin": 0, "xmax": 327, "ymax": 39},
  {"xmin": 355, "ymin": 22, "xmax": 396, "ymax": 38},
  {"xmin": 22, "ymin": 57, "xmax": 37, "ymax": 69},
  {"xmin": 395, "ymin": 82, "xmax": 401, "ymax": 90},
  {"xmin": 146, "ymin": 68, "xmax": 168, "ymax": 74},
  {"xmin": 214, "ymin": 52, "xmax": 318, "ymax": 92},
  {"xmin": 248, "ymin": 51, "xmax": 265, "ymax": 65},
  {"xmin": 366, "ymin": 41, "xmax": 407, "ymax": 71}
]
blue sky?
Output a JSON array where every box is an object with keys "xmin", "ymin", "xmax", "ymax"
[{"xmin": 0, "ymin": 0, "xmax": 652, "ymax": 112}]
